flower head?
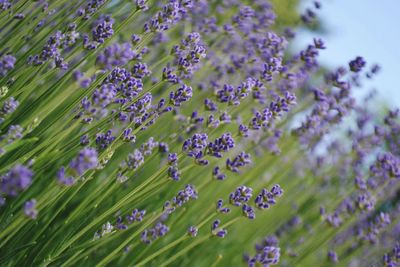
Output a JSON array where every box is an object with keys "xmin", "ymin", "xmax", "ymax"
[{"xmin": 1, "ymin": 165, "xmax": 33, "ymax": 197}]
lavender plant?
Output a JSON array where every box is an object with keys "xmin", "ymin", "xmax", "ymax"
[{"xmin": 0, "ymin": 0, "xmax": 398, "ymax": 266}]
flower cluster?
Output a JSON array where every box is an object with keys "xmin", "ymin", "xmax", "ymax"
[
  {"xmin": 207, "ymin": 133, "xmax": 235, "ymax": 158},
  {"xmin": 29, "ymin": 24, "xmax": 79, "ymax": 68},
  {"xmin": 163, "ymin": 184, "xmax": 198, "ymax": 214},
  {"xmin": 182, "ymin": 133, "xmax": 208, "ymax": 164},
  {"xmin": 141, "ymin": 223, "xmax": 169, "ymax": 244},
  {"xmin": 254, "ymin": 185, "xmax": 283, "ymax": 209},
  {"xmin": 170, "ymin": 32, "xmax": 206, "ymax": 79},
  {"xmin": 94, "ymin": 208, "xmax": 146, "ymax": 238},
  {"xmin": 144, "ymin": 0, "xmax": 192, "ymax": 32},
  {"xmin": 167, "ymin": 153, "xmax": 180, "ymax": 180},
  {"xmin": 244, "ymin": 235, "xmax": 281, "ymax": 267},
  {"xmin": 57, "ymin": 148, "xmax": 98, "ymax": 185},
  {"xmin": 0, "ymin": 54, "xmax": 16, "ymax": 77},
  {"xmin": 84, "ymin": 15, "xmax": 114, "ymax": 49},
  {"xmin": 229, "ymin": 186, "xmax": 253, "ymax": 206},
  {"xmin": 211, "ymin": 219, "xmax": 227, "ymax": 238},
  {"xmin": 0, "ymin": 0, "xmax": 398, "ymax": 266},
  {"xmin": 226, "ymin": 152, "xmax": 251, "ymax": 173},
  {"xmin": 1, "ymin": 165, "xmax": 33, "ymax": 197},
  {"xmin": 24, "ymin": 199, "xmax": 38, "ymax": 219},
  {"xmin": 0, "ymin": 97, "xmax": 19, "ymax": 118},
  {"xmin": 383, "ymin": 243, "xmax": 400, "ymax": 267}
]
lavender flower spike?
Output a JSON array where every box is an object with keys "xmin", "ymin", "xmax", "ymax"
[
  {"xmin": 1, "ymin": 165, "xmax": 33, "ymax": 197},
  {"xmin": 24, "ymin": 199, "xmax": 38, "ymax": 219}
]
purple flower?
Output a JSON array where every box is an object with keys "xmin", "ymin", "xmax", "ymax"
[
  {"xmin": 206, "ymin": 114, "xmax": 220, "ymax": 128},
  {"xmin": 140, "ymin": 137, "xmax": 159, "ymax": 156},
  {"xmin": 211, "ymin": 219, "xmax": 220, "ymax": 230},
  {"xmin": 169, "ymin": 84, "xmax": 193, "ymax": 106},
  {"xmin": 242, "ymin": 204, "xmax": 256, "ymax": 219},
  {"xmin": 324, "ymin": 67, "xmax": 350, "ymax": 89},
  {"xmin": 226, "ymin": 152, "xmax": 251, "ymax": 173},
  {"xmin": 216, "ymin": 199, "xmax": 230, "ymax": 213},
  {"xmin": 355, "ymin": 192, "xmax": 375, "ymax": 212},
  {"xmin": 326, "ymin": 212, "xmax": 343, "ymax": 228},
  {"xmin": 215, "ymin": 229, "xmax": 227, "ymax": 238},
  {"xmin": 78, "ymin": 0, "xmax": 106, "ymax": 20},
  {"xmin": 187, "ymin": 226, "xmax": 198, "ymax": 237},
  {"xmin": 57, "ymin": 167, "xmax": 75, "ymax": 186},
  {"xmin": 167, "ymin": 166, "xmax": 181, "ymax": 181},
  {"xmin": 327, "ymin": 250, "xmax": 338, "ymax": 263},
  {"xmin": 5, "ymin": 125, "xmax": 24, "ymax": 143},
  {"xmin": 349, "ymin": 56, "xmax": 366, "ymax": 73},
  {"xmin": 59, "ymin": 147, "xmax": 100, "ymax": 183},
  {"xmin": 69, "ymin": 147, "xmax": 98, "ymax": 176},
  {"xmin": 207, "ymin": 133, "xmax": 235, "ymax": 158},
  {"xmin": 313, "ymin": 38, "xmax": 326, "ymax": 49},
  {"xmin": 249, "ymin": 246, "xmax": 280, "ymax": 266},
  {"xmin": 182, "ymin": 133, "xmax": 208, "ymax": 159},
  {"xmin": 171, "ymin": 32, "xmax": 206, "ymax": 78},
  {"xmin": 383, "ymin": 243, "xmax": 400, "ymax": 266},
  {"xmin": 96, "ymin": 43, "xmax": 136, "ymax": 70},
  {"xmin": 249, "ymin": 108, "xmax": 272, "ymax": 130},
  {"xmin": 158, "ymin": 142, "xmax": 169, "ymax": 153},
  {"xmin": 366, "ymin": 64, "xmax": 381, "ymax": 78},
  {"xmin": 115, "ymin": 216, "xmax": 128, "ymax": 230},
  {"xmin": 29, "ymin": 27, "xmax": 78, "ymax": 68},
  {"xmin": 254, "ymin": 185, "xmax": 283, "ymax": 209},
  {"xmin": 144, "ymin": 1, "xmax": 192, "ymax": 32},
  {"xmin": 131, "ymin": 34, "xmax": 141, "ymax": 46},
  {"xmin": 126, "ymin": 209, "xmax": 146, "ymax": 223},
  {"xmin": 80, "ymin": 134, "xmax": 90, "ymax": 146},
  {"xmin": 233, "ymin": 6, "xmax": 255, "ymax": 25},
  {"xmin": 95, "ymin": 130, "xmax": 116, "ymax": 150},
  {"xmin": 122, "ymin": 128, "xmax": 136, "ymax": 143},
  {"xmin": 1, "ymin": 165, "xmax": 33, "ymax": 197},
  {"xmin": 262, "ymin": 57, "xmax": 282, "ymax": 82},
  {"xmin": 212, "ymin": 166, "xmax": 226, "ymax": 180},
  {"xmin": 352, "ymin": 212, "xmax": 391, "ymax": 244},
  {"xmin": 91, "ymin": 15, "xmax": 114, "ymax": 44},
  {"xmin": 126, "ymin": 149, "xmax": 144, "ymax": 170},
  {"xmin": 238, "ymin": 124, "xmax": 249, "ymax": 137},
  {"xmin": 132, "ymin": 62, "xmax": 151, "ymax": 78},
  {"xmin": 141, "ymin": 223, "xmax": 169, "ymax": 244},
  {"xmin": 269, "ymin": 92, "xmax": 296, "ymax": 118},
  {"xmin": 168, "ymin": 153, "xmax": 178, "ymax": 165},
  {"xmin": 301, "ymin": 8, "xmax": 317, "ymax": 24},
  {"xmin": 163, "ymin": 184, "xmax": 198, "ymax": 214},
  {"xmin": 204, "ymin": 98, "xmax": 218, "ymax": 111},
  {"xmin": 1, "ymin": 97, "xmax": 19, "ymax": 116},
  {"xmin": 211, "ymin": 219, "xmax": 227, "ymax": 238},
  {"xmin": 299, "ymin": 43, "xmax": 320, "ymax": 68},
  {"xmin": 135, "ymin": 0, "xmax": 148, "ymax": 10},
  {"xmin": 230, "ymin": 185, "xmax": 253, "ymax": 206},
  {"xmin": 354, "ymin": 176, "xmax": 367, "ymax": 190},
  {"xmin": 162, "ymin": 67, "xmax": 180, "ymax": 84},
  {"xmin": 370, "ymin": 153, "xmax": 400, "ymax": 179},
  {"xmin": 24, "ymin": 199, "xmax": 38, "ymax": 219},
  {"xmin": 216, "ymin": 84, "xmax": 239, "ymax": 105},
  {"xmin": 245, "ymin": 235, "xmax": 281, "ymax": 267},
  {"xmin": 0, "ymin": 54, "xmax": 16, "ymax": 77},
  {"xmin": 312, "ymin": 87, "xmax": 328, "ymax": 102},
  {"xmin": 219, "ymin": 112, "xmax": 231, "ymax": 124},
  {"xmin": 0, "ymin": 1, "xmax": 12, "ymax": 10}
]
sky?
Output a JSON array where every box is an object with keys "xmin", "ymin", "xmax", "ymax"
[{"xmin": 297, "ymin": 0, "xmax": 400, "ymax": 107}]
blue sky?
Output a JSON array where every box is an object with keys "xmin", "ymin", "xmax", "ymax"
[{"xmin": 297, "ymin": 0, "xmax": 400, "ymax": 107}]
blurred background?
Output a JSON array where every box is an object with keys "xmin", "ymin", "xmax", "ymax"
[{"xmin": 296, "ymin": 0, "xmax": 400, "ymax": 108}]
